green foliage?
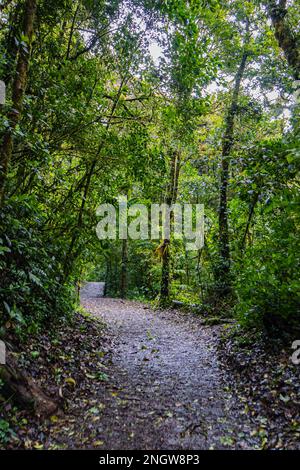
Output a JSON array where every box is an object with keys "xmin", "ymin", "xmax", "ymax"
[
  {"xmin": 0, "ymin": 0, "xmax": 299, "ymax": 340},
  {"xmin": 0, "ymin": 419, "xmax": 12, "ymax": 445},
  {"xmin": 0, "ymin": 196, "xmax": 75, "ymax": 336},
  {"xmin": 234, "ymin": 190, "xmax": 300, "ymax": 333}
]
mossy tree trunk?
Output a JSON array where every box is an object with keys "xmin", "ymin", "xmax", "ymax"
[
  {"xmin": 0, "ymin": 0, "xmax": 37, "ymax": 203},
  {"xmin": 159, "ymin": 151, "xmax": 181, "ymax": 307},
  {"xmin": 217, "ymin": 24, "xmax": 249, "ymax": 296}
]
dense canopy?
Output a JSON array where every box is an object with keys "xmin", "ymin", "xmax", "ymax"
[{"xmin": 0, "ymin": 0, "xmax": 299, "ymax": 452}]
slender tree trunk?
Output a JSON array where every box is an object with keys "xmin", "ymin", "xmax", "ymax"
[
  {"xmin": 159, "ymin": 151, "xmax": 180, "ymax": 306},
  {"xmin": 104, "ymin": 255, "xmax": 111, "ymax": 297},
  {"xmin": 120, "ymin": 238, "xmax": 128, "ymax": 298},
  {"xmin": 184, "ymin": 249, "xmax": 190, "ymax": 285},
  {"xmin": 66, "ymin": 4, "xmax": 79, "ymax": 60},
  {"xmin": 160, "ymin": 242, "xmax": 171, "ymax": 303},
  {"xmin": 0, "ymin": 354, "xmax": 59, "ymax": 417},
  {"xmin": 0, "ymin": 2, "xmax": 22, "ymax": 88},
  {"xmin": 113, "ymin": 257, "xmax": 118, "ymax": 294},
  {"xmin": 240, "ymin": 192, "xmax": 259, "ymax": 253},
  {"xmin": 266, "ymin": 0, "xmax": 300, "ymax": 80},
  {"xmin": 0, "ymin": 0, "xmax": 36, "ymax": 204},
  {"xmin": 217, "ymin": 43, "xmax": 249, "ymax": 295}
]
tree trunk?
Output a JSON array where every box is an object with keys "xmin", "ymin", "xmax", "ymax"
[
  {"xmin": 160, "ymin": 239, "xmax": 171, "ymax": 304},
  {"xmin": 0, "ymin": 351, "xmax": 59, "ymax": 418},
  {"xmin": 266, "ymin": 0, "xmax": 300, "ymax": 80},
  {"xmin": 0, "ymin": 2, "xmax": 22, "ymax": 89},
  {"xmin": 66, "ymin": 4, "xmax": 79, "ymax": 60},
  {"xmin": 217, "ymin": 39, "xmax": 249, "ymax": 295},
  {"xmin": 240, "ymin": 192, "xmax": 259, "ymax": 252},
  {"xmin": 0, "ymin": 0, "xmax": 37, "ymax": 203},
  {"xmin": 185, "ymin": 248, "xmax": 190, "ymax": 285},
  {"xmin": 159, "ymin": 151, "xmax": 180, "ymax": 307},
  {"xmin": 104, "ymin": 255, "xmax": 111, "ymax": 297},
  {"xmin": 120, "ymin": 238, "xmax": 128, "ymax": 298}
]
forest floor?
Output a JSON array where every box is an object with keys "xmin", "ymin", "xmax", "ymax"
[{"xmin": 1, "ymin": 282, "xmax": 299, "ymax": 450}]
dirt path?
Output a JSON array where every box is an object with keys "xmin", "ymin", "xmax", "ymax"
[
  {"xmin": 81, "ymin": 281, "xmax": 105, "ymax": 298},
  {"xmin": 79, "ymin": 283, "xmax": 257, "ymax": 450}
]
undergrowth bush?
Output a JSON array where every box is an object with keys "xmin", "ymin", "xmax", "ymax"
[
  {"xmin": 0, "ymin": 196, "xmax": 75, "ymax": 338},
  {"xmin": 234, "ymin": 192, "xmax": 300, "ymax": 335}
]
